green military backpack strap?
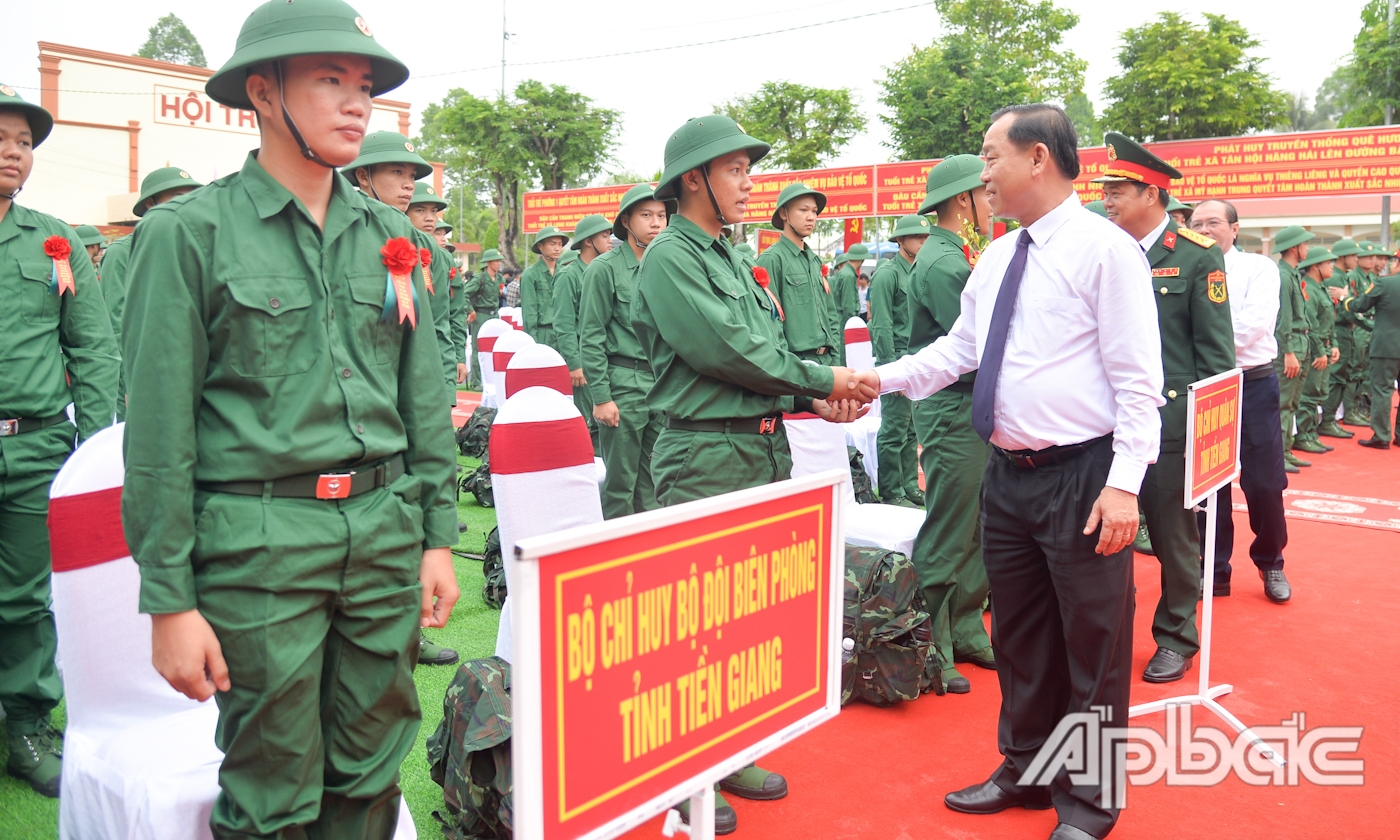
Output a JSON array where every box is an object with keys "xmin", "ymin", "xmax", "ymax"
[
  {"xmin": 427, "ymin": 656, "xmax": 514, "ymax": 840},
  {"xmin": 133, "ymin": 167, "xmax": 204, "ymax": 217},
  {"xmin": 771, "ymin": 182, "xmax": 826, "ymax": 228},
  {"xmin": 412, "ymin": 181, "xmax": 448, "ymax": 209},
  {"xmin": 341, "ymin": 131, "xmax": 433, "ymax": 184},
  {"xmin": 918, "ymin": 154, "xmax": 985, "ymax": 215},
  {"xmin": 841, "ymin": 544, "xmax": 941, "ymax": 707},
  {"xmin": 0, "ymin": 83, "xmax": 54, "ymax": 146},
  {"xmin": 654, "ymin": 114, "xmax": 770, "ymax": 201},
  {"xmin": 570, "ymin": 213, "xmax": 612, "ymax": 249}
]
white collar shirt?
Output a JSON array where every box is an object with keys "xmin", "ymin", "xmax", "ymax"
[
  {"xmin": 876, "ymin": 193, "xmax": 1165, "ymax": 494},
  {"xmin": 1137, "ymin": 214, "xmax": 1170, "ymax": 253},
  {"xmin": 1220, "ymin": 246, "xmax": 1280, "ymax": 368}
]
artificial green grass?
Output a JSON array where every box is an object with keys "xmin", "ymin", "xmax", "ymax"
[{"xmin": 0, "ymin": 452, "xmax": 499, "ymax": 840}]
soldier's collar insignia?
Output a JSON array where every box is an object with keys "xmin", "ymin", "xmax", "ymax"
[
  {"xmin": 1107, "ymin": 144, "xmax": 1117, "ymax": 162},
  {"xmin": 1162, "ymin": 230, "xmax": 1176, "ymax": 250}
]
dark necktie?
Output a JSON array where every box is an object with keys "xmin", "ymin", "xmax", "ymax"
[{"xmin": 971, "ymin": 228, "xmax": 1033, "ymax": 442}]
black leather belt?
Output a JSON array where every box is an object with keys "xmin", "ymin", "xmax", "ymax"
[
  {"xmin": 994, "ymin": 435, "xmax": 1110, "ymax": 469},
  {"xmin": 607, "ymin": 355, "xmax": 652, "ymax": 372},
  {"xmin": 667, "ymin": 414, "xmax": 783, "ymax": 436},
  {"xmin": 811, "ymin": 346, "xmax": 832, "ymax": 356},
  {"xmin": 0, "ymin": 413, "xmax": 68, "ymax": 437},
  {"xmin": 1245, "ymin": 364, "xmax": 1275, "ymax": 381},
  {"xmin": 197, "ymin": 454, "xmax": 405, "ymax": 500}
]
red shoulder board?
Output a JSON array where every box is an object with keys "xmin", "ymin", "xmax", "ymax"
[{"xmin": 1162, "ymin": 230, "xmax": 1177, "ymax": 250}]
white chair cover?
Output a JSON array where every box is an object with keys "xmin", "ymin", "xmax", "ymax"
[
  {"xmin": 499, "ymin": 307, "xmax": 522, "ymax": 330},
  {"xmin": 504, "ymin": 344, "xmax": 572, "ymax": 399},
  {"xmin": 489, "ymin": 387, "xmax": 604, "ymax": 663},
  {"xmin": 842, "ymin": 317, "xmax": 881, "ymax": 486},
  {"xmin": 47, "ymin": 425, "xmax": 416, "ymax": 840},
  {"xmin": 475, "ymin": 319, "xmax": 511, "ymax": 408},
  {"xmin": 488, "ymin": 330, "xmax": 536, "ymax": 413}
]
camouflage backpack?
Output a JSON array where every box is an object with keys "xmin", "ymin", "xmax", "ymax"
[
  {"xmin": 481, "ymin": 527, "xmax": 507, "ymax": 609},
  {"xmin": 458, "ymin": 405, "xmax": 496, "ymax": 458},
  {"xmin": 461, "ymin": 452, "xmax": 494, "ymax": 508},
  {"xmin": 847, "ymin": 446, "xmax": 876, "ymax": 505},
  {"xmin": 427, "ymin": 657, "xmax": 514, "ymax": 840},
  {"xmin": 841, "ymin": 544, "xmax": 942, "ymax": 706}
]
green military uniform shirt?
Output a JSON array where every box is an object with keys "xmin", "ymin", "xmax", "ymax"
[
  {"xmin": 98, "ymin": 234, "xmax": 130, "ymax": 342},
  {"xmin": 0, "ymin": 203, "xmax": 119, "ymax": 441},
  {"xmin": 868, "ymin": 254, "xmax": 914, "ymax": 365},
  {"xmin": 466, "ymin": 268, "xmax": 500, "ymax": 315},
  {"xmin": 448, "ymin": 261, "xmax": 467, "ymax": 379},
  {"xmin": 1347, "ymin": 275, "xmax": 1400, "ymax": 358},
  {"xmin": 121, "ymin": 153, "xmax": 458, "ymax": 614},
  {"xmin": 829, "ymin": 261, "xmax": 861, "ymax": 326},
  {"xmin": 552, "ymin": 258, "xmax": 588, "ymax": 371},
  {"xmin": 1275, "ymin": 260, "xmax": 1308, "ymax": 359},
  {"xmin": 412, "ymin": 230, "xmax": 458, "ymax": 401},
  {"xmin": 907, "ymin": 226, "xmax": 975, "ymax": 386},
  {"xmin": 579, "ymin": 244, "xmax": 644, "ymax": 404},
  {"xmin": 520, "ymin": 258, "xmax": 556, "ymax": 340},
  {"xmin": 632, "ymin": 215, "xmax": 834, "ymax": 420},
  {"xmin": 1301, "ymin": 274, "xmax": 1333, "ymax": 361},
  {"xmin": 757, "ymin": 235, "xmax": 840, "ymax": 359}
]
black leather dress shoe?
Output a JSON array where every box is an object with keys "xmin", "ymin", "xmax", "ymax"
[
  {"xmin": 1260, "ymin": 569, "xmax": 1292, "ymax": 603},
  {"xmin": 1359, "ymin": 437, "xmax": 1392, "ymax": 450},
  {"xmin": 944, "ymin": 779, "xmax": 1051, "ymax": 814},
  {"xmin": 1049, "ymin": 824, "xmax": 1100, "ymax": 840},
  {"xmin": 1142, "ymin": 647, "xmax": 1193, "ymax": 683}
]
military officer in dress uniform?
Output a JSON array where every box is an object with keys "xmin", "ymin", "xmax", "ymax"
[
  {"xmin": 634, "ymin": 114, "xmax": 871, "ymax": 834},
  {"xmin": 907, "ymin": 154, "xmax": 995, "ymax": 695},
  {"xmin": 1272, "ymin": 225, "xmax": 1314, "ymax": 470},
  {"xmin": 1351, "ymin": 241, "xmax": 1384, "ymax": 423},
  {"xmin": 830, "ymin": 243, "xmax": 868, "ymax": 326},
  {"xmin": 0, "ymin": 84, "xmax": 119, "ymax": 799},
  {"xmin": 1293, "ymin": 246, "xmax": 1339, "ymax": 456},
  {"xmin": 555, "ymin": 214, "xmax": 611, "ymax": 450},
  {"xmin": 869, "ymin": 214, "xmax": 931, "ymax": 507},
  {"xmin": 1346, "ymin": 257, "xmax": 1400, "ymax": 448},
  {"xmin": 1097, "ymin": 132, "xmax": 1236, "ymax": 683},
  {"xmin": 759, "ymin": 183, "xmax": 843, "ymax": 366},
  {"xmin": 1321, "ymin": 238, "xmax": 1363, "ymax": 437},
  {"xmin": 122, "ymin": 5, "xmax": 460, "ymax": 835},
  {"xmin": 464, "ymin": 249, "xmax": 503, "ymax": 390},
  {"xmin": 521, "ymin": 225, "xmax": 567, "ymax": 347}
]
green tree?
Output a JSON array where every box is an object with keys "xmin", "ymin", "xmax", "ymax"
[
  {"xmin": 1327, "ymin": 0, "xmax": 1400, "ymax": 128},
  {"xmin": 1065, "ymin": 91, "xmax": 1100, "ymax": 146},
  {"xmin": 1277, "ymin": 92, "xmax": 1332, "ymax": 132},
  {"xmin": 1101, "ymin": 13, "xmax": 1287, "ymax": 141},
  {"xmin": 135, "ymin": 13, "xmax": 207, "ymax": 68},
  {"xmin": 513, "ymin": 80, "xmax": 620, "ymax": 191},
  {"xmin": 879, "ymin": 0, "xmax": 1085, "ymax": 159},
  {"xmin": 719, "ymin": 81, "xmax": 866, "ymax": 171},
  {"xmin": 596, "ymin": 169, "xmax": 661, "ymax": 187}
]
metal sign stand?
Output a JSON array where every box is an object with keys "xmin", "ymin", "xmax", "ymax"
[{"xmin": 660, "ymin": 787, "xmax": 715, "ymax": 840}]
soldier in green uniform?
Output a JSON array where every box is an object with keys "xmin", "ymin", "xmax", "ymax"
[
  {"xmin": 437, "ymin": 219, "xmax": 470, "ymax": 390},
  {"xmin": 521, "ymin": 225, "xmax": 567, "ymax": 347},
  {"xmin": 579, "ymin": 184, "xmax": 671, "ymax": 518},
  {"xmin": 101, "ymin": 166, "xmax": 204, "ymax": 421},
  {"xmin": 634, "ymin": 114, "xmax": 871, "ymax": 834},
  {"xmin": 1272, "ymin": 225, "xmax": 1314, "ymax": 470},
  {"xmin": 830, "ymin": 243, "xmax": 868, "ymax": 327},
  {"xmin": 1351, "ymin": 241, "xmax": 1384, "ymax": 423},
  {"xmin": 1293, "ymin": 246, "xmax": 1340, "ymax": 454},
  {"xmin": 75, "ymin": 224, "xmax": 105, "ymax": 269},
  {"xmin": 1167, "ymin": 196, "xmax": 1192, "ymax": 227},
  {"xmin": 1097, "ymin": 133, "xmax": 1236, "ymax": 684},
  {"xmin": 1347, "ymin": 258, "xmax": 1400, "ymax": 448},
  {"xmin": 759, "ymin": 182, "xmax": 842, "ymax": 366},
  {"xmin": 464, "ymin": 248, "xmax": 503, "ymax": 390},
  {"xmin": 555, "ymin": 214, "xmax": 611, "ymax": 449},
  {"xmin": 121, "ymin": 5, "xmax": 461, "ymax": 836},
  {"xmin": 734, "ymin": 241, "xmax": 756, "ymax": 258},
  {"xmin": 1320, "ymin": 239, "xmax": 1362, "ymax": 437},
  {"xmin": 1084, "ymin": 199, "xmax": 1108, "ymax": 217},
  {"xmin": 869, "ymin": 214, "xmax": 931, "ymax": 507},
  {"xmin": 0, "ymin": 85, "xmax": 119, "ymax": 798},
  {"xmin": 906, "ymin": 155, "xmax": 994, "ymax": 695}
]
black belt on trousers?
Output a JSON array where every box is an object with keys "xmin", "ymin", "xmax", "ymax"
[
  {"xmin": 607, "ymin": 355, "xmax": 652, "ymax": 372},
  {"xmin": 666, "ymin": 414, "xmax": 783, "ymax": 436},
  {"xmin": 993, "ymin": 434, "xmax": 1111, "ymax": 469},
  {"xmin": 1245, "ymin": 364, "xmax": 1275, "ymax": 381},
  {"xmin": 197, "ymin": 454, "xmax": 406, "ymax": 500},
  {"xmin": 0, "ymin": 413, "xmax": 69, "ymax": 437}
]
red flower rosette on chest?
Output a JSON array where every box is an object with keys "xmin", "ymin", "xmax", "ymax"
[
  {"xmin": 418, "ymin": 247, "xmax": 436, "ymax": 295},
  {"xmin": 751, "ymin": 265, "xmax": 784, "ymax": 322},
  {"xmin": 819, "ymin": 261, "xmax": 831, "ymax": 294},
  {"xmin": 44, "ymin": 235, "xmax": 77, "ymax": 297},
  {"xmin": 380, "ymin": 237, "xmax": 419, "ymax": 327}
]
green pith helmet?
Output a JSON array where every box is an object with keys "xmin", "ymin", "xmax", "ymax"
[
  {"xmin": 570, "ymin": 214, "xmax": 613, "ymax": 250},
  {"xmin": 654, "ymin": 114, "xmax": 770, "ymax": 201},
  {"xmin": 1357, "ymin": 240, "xmax": 1380, "ymax": 256},
  {"xmin": 1166, "ymin": 196, "xmax": 1193, "ymax": 215},
  {"xmin": 558, "ymin": 249, "xmax": 579, "ymax": 267},
  {"xmin": 735, "ymin": 242, "xmax": 756, "ymax": 257},
  {"xmin": 1298, "ymin": 246, "xmax": 1334, "ymax": 270},
  {"xmin": 0, "ymin": 84, "xmax": 54, "ymax": 147},
  {"xmin": 888, "ymin": 214, "xmax": 932, "ymax": 242},
  {"xmin": 918, "ymin": 154, "xmax": 986, "ymax": 215},
  {"xmin": 1084, "ymin": 199, "xmax": 1108, "ymax": 217},
  {"xmin": 410, "ymin": 181, "xmax": 448, "ymax": 209},
  {"xmin": 771, "ymin": 182, "xmax": 827, "ymax": 229},
  {"xmin": 133, "ymin": 166, "xmax": 204, "ymax": 217},
  {"xmin": 341, "ymin": 132, "xmax": 432, "ymax": 185},
  {"xmin": 1092, "ymin": 131, "xmax": 1182, "ymax": 190},
  {"xmin": 481, "ymin": 248, "xmax": 503, "ymax": 263},
  {"xmin": 835, "ymin": 243, "xmax": 872, "ymax": 265},
  {"xmin": 1330, "ymin": 238, "xmax": 1360, "ymax": 258},
  {"xmin": 531, "ymin": 226, "xmax": 568, "ymax": 255},
  {"xmin": 74, "ymin": 225, "xmax": 105, "ymax": 247},
  {"xmin": 1272, "ymin": 225, "xmax": 1316, "ymax": 255},
  {"xmin": 206, "ymin": 0, "xmax": 409, "ymax": 111}
]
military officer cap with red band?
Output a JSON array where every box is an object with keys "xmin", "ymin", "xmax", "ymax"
[{"xmin": 1092, "ymin": 131, "xmax": 1182, "ymax": 192}]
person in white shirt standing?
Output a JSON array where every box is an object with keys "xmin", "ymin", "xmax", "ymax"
[
  {"xmin": 855, "ymin": 104, "xmax": 1163, "ymax": 840},
  {"xmin": 1190, "ymin": 199, "xmax": 1293, "ymax": 604}
]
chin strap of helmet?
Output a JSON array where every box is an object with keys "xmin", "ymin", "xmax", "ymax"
[
  {"xmin": 967, "ymin": 191, "xmax": 982, "ymax": 236},
  {"xmin": 699, "ymin": 164, "xmax": 732, "ymax": 227},
  {"xmin": 276, "ymin": 61, "xmax": 335, "ymax": 169},
  {"xmin": 0, "ymin": 186, "xmax": 20, "ymax": 200}
]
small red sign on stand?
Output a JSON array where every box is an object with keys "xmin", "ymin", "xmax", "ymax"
[{"xmin": 1184, "ymin": 368, "xmax": 1244, "ymax": 507}]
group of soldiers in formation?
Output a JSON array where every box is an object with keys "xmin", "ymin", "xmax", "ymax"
[{"xmin": 1, "ymin": 0, "xmax": 1398, "ymax": 836}]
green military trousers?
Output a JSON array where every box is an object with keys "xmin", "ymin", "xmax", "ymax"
[
  {"xmin": 598, "ymin": 365, "xmax": 664, "ymax": 519},
  {"xmin": 651, "ymin": 425, "xmax": 793, "ymax": 508},
  {"xmin": 573, "ymin": 384, "xmax": 599, "ymax": 456},
  {"xmin": 1139, "ymin": 451, "xmax": 1201, "ymax": 658},
  {"xmin": 0, "ymin": 424, "xmax": 71, "ymax": 736},
  {"xmin": 1296, "ymin": 361, "xmax": 1331, "ymax": 442},
  {"xmin": 1354, "ymin": 329, "xmax": 1374, "ymax": 414},
  {"xmin": 1277, "ymin": 358, "xmax": 1307, "ymax": 450},
  {"xmin": 1369, "ymin": 357, "xmax": 1400, "ymax": 443},
  {"xmin": 911, "ymin": 390, "xmax": 991, "ymax": 669},
  {"xmin": 193, "ymin": 473, "xmax": 426, "ymax": 840},
  {"xmin": 876, "ymin": 392, "xmax": 919, "ymax": 501},
  {"xmin": 532, "ymin": 326, "xmax": 558, "ymax": 354},
  {"xmin": 1322, "ymin": 328, "xmax": 1357, "ymax": 418}
]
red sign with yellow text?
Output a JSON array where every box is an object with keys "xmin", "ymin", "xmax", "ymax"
[
  {"xmin": 523, "ymin": 184, "xmax": 641, "ymax": 235},
  {"xmin": 515, "ymin": 479, "xmax": 841, "ymax": 839},
  {"xmin": 873, "ymin": 159, "xmax": 938, "ymax": 215},
  {"xmin": 745, "ymin": 166, "xmax": 875, "ymax": 224},
  {"xmin": 756, "ymin": 229, "xmax": 782, "ymax": 254},
  {"xmin": 1184, "ymin": 369, "xmax": 1244, "ymax": 507}
]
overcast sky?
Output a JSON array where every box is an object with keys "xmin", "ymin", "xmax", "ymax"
[{"xmin": 4, "ymin": 0, "xmax": 1372, "ymax": 180}]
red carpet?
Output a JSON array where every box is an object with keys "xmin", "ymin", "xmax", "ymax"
[{"xmin": 619, "ymin": 411, "xmax": 1400, "ymax": 839}]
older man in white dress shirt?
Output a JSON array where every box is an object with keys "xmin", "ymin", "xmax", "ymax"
[{"xmin": 855, "ymin": 104, "xmax": 1163, "ymax": 840}]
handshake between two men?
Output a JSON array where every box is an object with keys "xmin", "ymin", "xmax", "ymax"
[{"xmin": 810, "ymin": 367, "xmax": 883, "ymax": 424}]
